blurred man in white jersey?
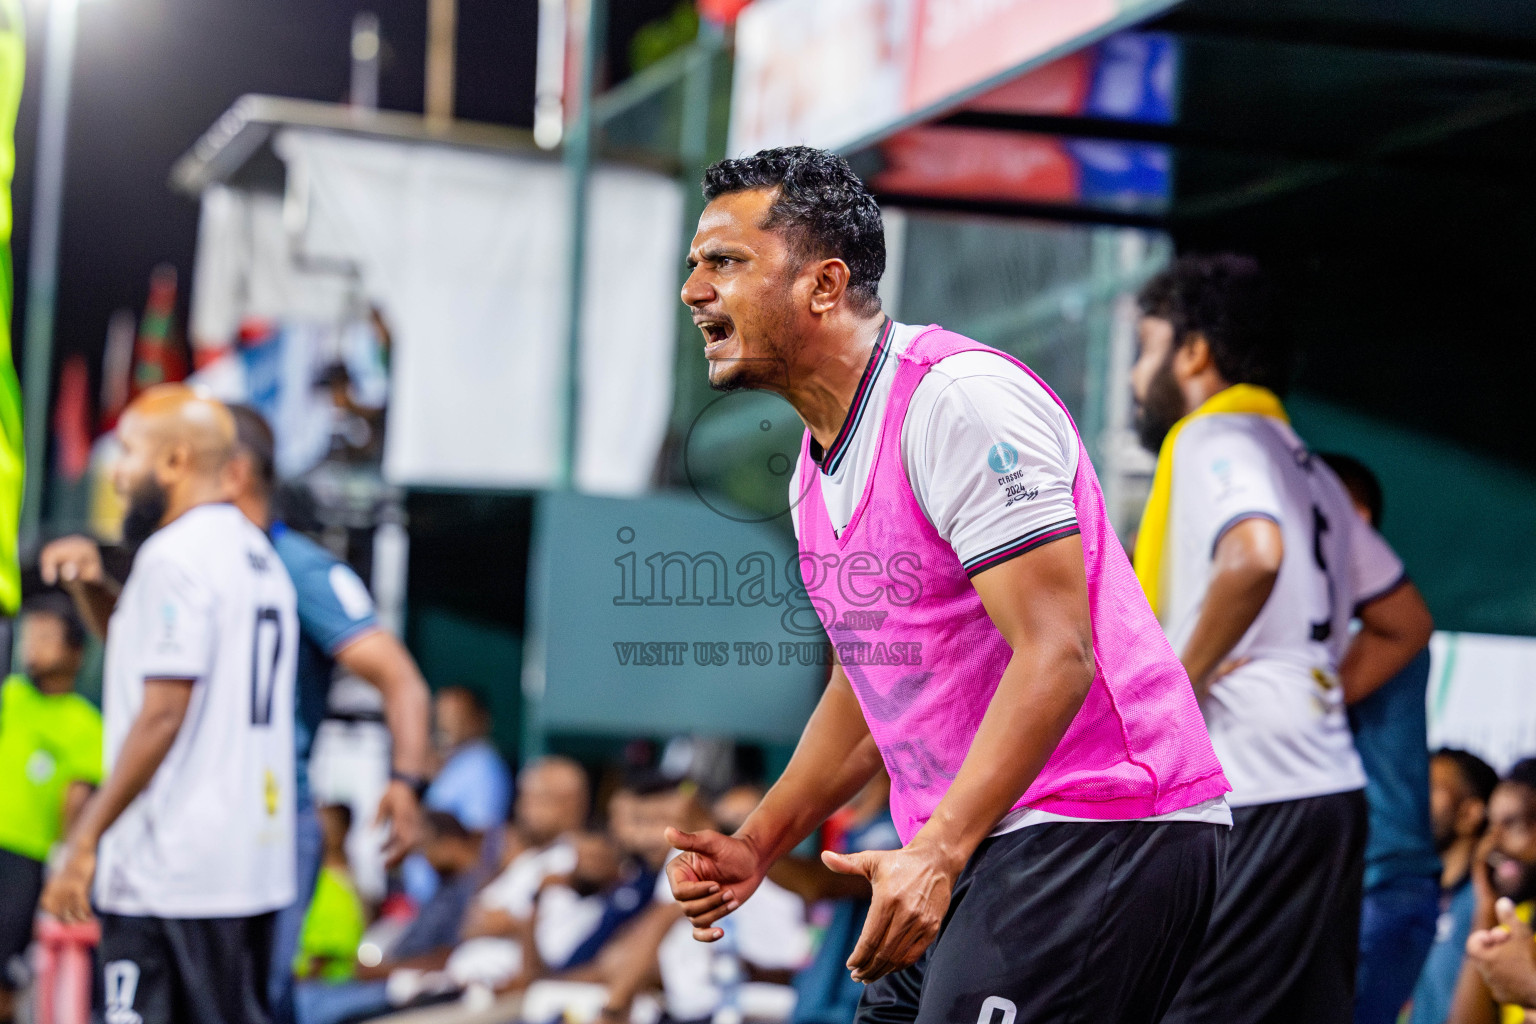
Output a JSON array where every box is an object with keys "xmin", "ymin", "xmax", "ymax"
[
  {"xmin": 42, "ymin": 385, "xmax": 299, "ymax": 1024},
  {"xmin": 1131, "ymin": 255, "xmax": 1435, "ymax": 1024}
]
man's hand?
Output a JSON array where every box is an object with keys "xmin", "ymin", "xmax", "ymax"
[
  {"xmin": 665, "ymin": 827, "xmax": 766, "ymax": 941},
  {"xmin": 40, "ymin": 845, "xmax": 97, "ymax": 924},
  {"xmin": 40, "ymin": 535, "xmax": 107, "ymax": 588},
  {"xmin": 375, "ymin": 780, "xmax": 423, "ymax": 867},
  {"xmin": 823, "ymin": 844, "xmax": 956, "ymax": 984},
  {"xmin": 1467, "ymin": 898, "xmax": 1536, "ymax": 1009}
]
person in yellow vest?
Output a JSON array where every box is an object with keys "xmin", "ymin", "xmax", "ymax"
[
  {"xmin": 294, "ymin": 804, "xmax": 367, "ymax": 986},
  {"xmin": 1450, "ymin": 760, "xmax": 1536, "ymax": 1024},
  {"xmin": 0, "ymin": 593, "xmax": 99, "ymax": 1024}
]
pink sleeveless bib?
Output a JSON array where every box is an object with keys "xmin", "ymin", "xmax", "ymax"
[{"xmin": 797, "ymin": 327, "xmax": 1228, "ymax": 843}]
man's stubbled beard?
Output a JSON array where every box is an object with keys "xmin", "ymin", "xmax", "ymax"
[
  {"xmin": 708, "ymin": 275, "xmax": 799, "ymax": 394},
  {"xmin": 120, "ymin": 476, "xmax": 169, "ymax": 553},
  {"xmin": 1135, "ymin": 348, "xmax": 1187, "ymax": 454}
]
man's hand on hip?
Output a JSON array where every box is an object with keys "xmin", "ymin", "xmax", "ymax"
[
  {"xmin": 824, "ymin": 843, "xmax": 956, "ymax": 984},
  {"xmin": 665, "ymin": 827, "xmax": 766, "ymax": 941}
]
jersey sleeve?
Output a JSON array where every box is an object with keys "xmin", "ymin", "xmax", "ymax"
[
  {"xmin": 1346, "ymin": 512, "xmax": 1406, "ymax": 610},
  {"xmin": 1173, "ymin": 419, "xmax": 1286, "ymax": 557},
  {"xmin": 129, "ymin": 555, "xmax": 217, "ymax": 681},
  {"xmin": 295, "ymin": 560, "xmax": 380, "ymax": 656},
  {"xmin": 904, "ymin": 357, "xmax": 1080, "ymax": 577}
]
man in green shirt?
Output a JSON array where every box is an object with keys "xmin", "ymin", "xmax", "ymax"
[{"xmin": 0, "ymin": 593, "xmax": 98, "ymax": 1023}]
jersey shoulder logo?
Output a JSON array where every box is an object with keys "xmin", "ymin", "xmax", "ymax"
[{"xmin": 986, "ymin": 442, "xmax": 1019, "ymax": 474}]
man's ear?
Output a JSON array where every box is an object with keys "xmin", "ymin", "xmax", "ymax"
[
  {"xmin": 808, "ymin": 258, "xmax": 852, "ymax": 315},
  {"xmin": 1173, "ymin": 332, "xmax": 1213, "ymax": 379},
  {"xmin": 157, "ymin": 440, "xmax": 191, "ymax": 484}
]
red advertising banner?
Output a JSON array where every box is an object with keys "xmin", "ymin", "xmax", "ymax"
[
  {"xmin": 907, "ymin": 0, "xmax": 1118, "ymax": 112},
  {"xmin": 729, "ymin": 0, "xmax": 1174, "ymax": 154}
]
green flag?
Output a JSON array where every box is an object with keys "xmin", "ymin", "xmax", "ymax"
[{"xmin": 0, "ymin": 0, "xmax": 26, "ymax": 614}]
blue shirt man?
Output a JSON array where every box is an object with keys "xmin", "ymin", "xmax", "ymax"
[
  {"xmin": 275, "ymin": 522, "xmax": 382, "ymax": 809},
  {"xmin": 1321, "ymin": 453, "xmax": 1442, "ymax": 1024},
  {"xmin": 224, "ymin": 406, "xmax": 433, "ymax": 1024}
]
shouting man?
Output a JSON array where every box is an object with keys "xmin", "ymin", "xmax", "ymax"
[{"xmin": 665, "ymin": 146, "xmax": 1231, "ymax": 1024}]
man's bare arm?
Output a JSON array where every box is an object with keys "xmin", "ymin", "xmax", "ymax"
[
  {"xmin": 1180, "ymin": 518, "xmax": 1282, "ymax": 698},
  {"xmin": 1341, "ymin": 581, "xmax": 1433, "ymax": 704},
  {"xmin": 335, "ymin": 630, "xmax": 432, "ymax": 863},
  {"xmin": 40, "ymin": 535, "xmax": 120, "ymax": 638},
  {"xmin": 42, "ymin": 679, "xmax": 194, "ymax": 922},
  {"xmin": 735, "ymin": 665, "xmax": 884, "ymax": 870}
]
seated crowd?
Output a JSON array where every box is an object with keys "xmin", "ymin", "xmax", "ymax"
[
  {"xmin": 286, "ymin": 739, "xmax": 898, "ymax": 1024},
  {"xmin": 5, "ymin": 591, "xmax": 1536, "ymax": 1024}
]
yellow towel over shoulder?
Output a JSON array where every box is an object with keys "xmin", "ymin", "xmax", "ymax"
[{"xmin": 1133, "ymin": 383, "xmax": 1288, "ymax": 620}]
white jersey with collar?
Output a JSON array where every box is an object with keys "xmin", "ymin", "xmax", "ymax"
[
  {"xmin": 1162, "ymin": 413, "xmax": 1406, "ymax": 807},
  {"xmin": 96, "ymin": 502, "xmax": 299, "ymax": 917}
]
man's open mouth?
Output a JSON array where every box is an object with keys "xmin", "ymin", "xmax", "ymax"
[{"xmin": 695, "ymin": 317, "xmax": 733, "ymax": 348}]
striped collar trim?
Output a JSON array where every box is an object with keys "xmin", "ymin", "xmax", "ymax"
[{"xmin": 811, "ymin": 318, "xmax": 894, "ymax": 476}]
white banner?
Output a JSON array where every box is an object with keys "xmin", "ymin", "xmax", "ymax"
[{"xmin": 273, "ymin": 130, "xmax": 681, "ymax": 494}]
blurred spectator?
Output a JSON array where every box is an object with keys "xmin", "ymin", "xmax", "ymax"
[
  {"xmin": 449, "ymin": 830, "xmax": 634, "ymax": 992},
  {"xmin": 1448, "ymin": 759, "xmax": 1536, "ymax": 1024},
  {"xmin": 403, "ymin": 686, "xmax": 513, "ymax": 904},
  {"xmin": 442, "ymin": 757, "xmax": 591, "ymax": 988},
  {"xmin": 1411, "ymin": 749, "xmax": 1499, "ymax": 1024},
  {"xmin": 1324, "ymin": 452, "xmax": 1442, "ymax": 1024},
  {"xmin": 772, "ymin": 771, "xmax": 899, "ymax": 1024},
  {"xmin": 0, "ymin": 594, "xmax": 98, "ymax": 1023},
  {"xmin": 298, "ymin": 811, "xmax": 486, "ymax": 1024},
  {"xmin": 295, "ymin": 804, "xmax": 368, "ymax": 985}
]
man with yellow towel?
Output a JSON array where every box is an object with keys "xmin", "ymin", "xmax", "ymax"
[{"xmin": 1132, "ymin": 254, "xmax": 1435, "ymax": 1024}]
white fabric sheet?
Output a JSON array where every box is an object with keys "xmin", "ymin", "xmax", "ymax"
[{"xmin": 273, "ymin": 130, "xmax": 681, "ymax": 494}]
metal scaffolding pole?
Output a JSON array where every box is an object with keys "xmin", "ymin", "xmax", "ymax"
[
  {"xmin": 559, "ymin": 0, "xmax": 606, "ymax": 490},
  {"xmin": 20, "ymin": 0, "xmax": 81, "ymax": 548}
]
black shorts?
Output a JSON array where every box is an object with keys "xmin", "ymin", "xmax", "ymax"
[
  {"xmin": 1161, "ymin": 789, "xmax": 1368, "ymax": 1024},
  {"xmin": 98, "ymin": 911, "xmax": 277, "ymax": 1024},
  {"xmin": 855, "ymin": 818, "xmax": 1226, "ymax": 1024},
  {"xmin": 0, "ymin": 848, "xmax": 44, "ymax": 989}
]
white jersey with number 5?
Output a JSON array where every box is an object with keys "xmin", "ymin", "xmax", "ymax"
[
  {"xmin": 1161, "ymin": 414, "xmax": 1405, "ymax": 808},
  {"xmin": 96, "ymin": 502, "xmax": 299, "ymax": 917}
]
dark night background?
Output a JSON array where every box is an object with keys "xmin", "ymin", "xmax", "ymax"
[{"xmin": 9, "ymin": 0, "xmax": 678, "ymax": 416}]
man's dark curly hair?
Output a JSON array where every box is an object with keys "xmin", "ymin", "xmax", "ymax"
[
  {"xmin": 702, "ymin": 146, "xmax": 885, "ymax": 315},
  {"xmin": 1137, "ymin": 253, "xmax": 1291, "ymax": 394}
]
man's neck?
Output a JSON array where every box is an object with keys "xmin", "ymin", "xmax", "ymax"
[
  {"xmin": 1181, "ymin": 372, "xmax": 1233, "ymax": 417},
  {"xmin": 783, "ymin": 310, "xmax": 889, "ymax": 449},
  {"xmin": 161, "ymin": 480, "xmax": 231, "ymax": 529},
  {"xmin": 234, "ymin": 493, "xmax": 273, "ymax": 532},
  {"xmin": 34, "ymin": 673, "xmax": 74, "ymax": 696},
  {"xmin": 1443, "ymin": 837, "xmax": 1475, "ymax": 890}
]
